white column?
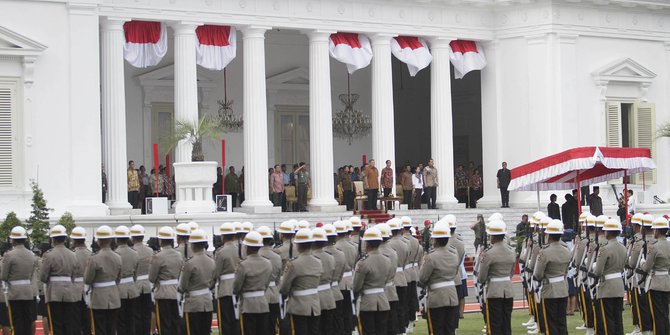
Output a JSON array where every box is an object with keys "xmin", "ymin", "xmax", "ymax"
[
  {"xmin": 173, "ymin": 22, "xmax": 200, "ymax": 163},
  {"xmin": 430, "ymin": 37, "xmax": 459, "ymax": 208},
  {"xmin": 240, "ymin": 27, "xmax": 275, "ymax": 212},
  {"xmin": 100, "ymin": 17, "xmax": 131, "ymax": 213},
  {"xmin": 370, "ymin": 34, "xmax": 396, "ymax": 194},
  {"xmin": 306, "ymin": 31, "xmax": 343, "ymax": 211}
]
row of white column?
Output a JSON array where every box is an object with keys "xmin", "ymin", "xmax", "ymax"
[{"xmin": 100, "ymin": 18, "xmax": 458, "ymax": 213}]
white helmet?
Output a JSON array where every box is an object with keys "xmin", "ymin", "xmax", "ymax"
[
  {"xmin": 444, "ymin": 214, "xmax": 457, "ymax": 229},
  {"xmin": 188, "ymin": 221, "xmax": 199, "ymax": 232},
  {"xmin": 361, "ymin": 227, "xmax": 383, "ymax": 241},
  {"xmin": 602, "ymin": 218, "xmax": 622, "ymax": 232},
  {"xmin": 334, "ymin": 221, "xmax": 348, "ymax": 234},
  {"xmin": 130, "ymin": 225, "xmax": 145, "ymax": 237},
  {"xmin": 49, "ymin": 225, "xmax": 68, "ymax": 238},
  {"xmin": 578, "ymin": 211, "xmax": 590, "ymax": 223},
  {"xmin": 344, "ymin": 220, "xmax": 354, "ymax": 232},
  {"xmin": 539, "ymin": 216, "xmax": 552, "ymax": 229},
  {"xmin": 350, "ymin": 217, "xmax": 362, "ymax": 228},
  {"xmin": 243, "ymin": 231, "xmax": 264, "ymax": 247},
  {"xmin": 296, "ymin": 220, "xmax": 310, "ymax": 230},
  {"xmin": 242, "ymin": 222, "xmax": 254, "ymax": 233},
  {"xmin": 651, "ymin": 217, "xmax": 669, "ymax": 230},
  {"xmin": 586, "ymin": 214, "xmax": 597, "ymax": 227},
  {"xmin": 595, "ymin": 215, "xmax": 608, "ymax": 228},
  {"xmin": 401, "ymin": 216, "xmax": 412, "ymax": 228},
  {"xmin": 69, "ymin": 227, "xmax": 86, "ymax": 240},
  {"xmin": 376, "ymin": 223, "xmax": 391, "ymax": 238},
  {"xmin": 95, "ymin": 225, "xmax": 114, "ymax": 240},
  {"xmin": 486, "ymin": 220, "xmax": 506, "ymax": 236},
  {"xmin": 642, "ymin": 214, "xmax": 654, "ymax": 227},
  {"xmin": 431, "ymin": 222, "xmax": 451, "ymax": 239},
  {"xmin": 278, "ymin": 221, "xmax": 295, "ymax": 234},
  {"xmin": 488, "ymin": 212, "xmax": 504, "ymax": 223},
  {"xmin": 256, "ymin": 226, "xmax": 273, "ymax": 239},
  {"xmin": 311, "ymin": 228, "xmax": 328, "ymax": 242},
  {"xmin": 219, "ymin": 222, "xmax": 237, "ymax": 235},
  {"xmin": 158, "ymin": 226, "xmax": 175, "ymax": 240},
  {"xmin": 293, "ymin": 228, "xmax": 313, "ymax": 244},
  {"xmin": 175, "ymin": 223, "xmax": 191, "ymax": 236},
  {"xmin": 114, "ymin": 225, "xmax": 130, "ymax": 238},
  {"xmin": 545, "ymin": 220, "xmax": 564, "ymax": 235},
  {"xmin": 189, "ymin": 229, "xmax": 208, "ymax": 243},
  {"xmin": 232, "ymin": 222, "xmax": 243, "ymax": 233},
  {"xmin": 532, "ymin": 211, "xmax": 546, "ymax": 222},
  {"xmin": 631, "ymin": 213, "xmax": 644, "ymax": 226},
  {"xmin": 323, "ymin": 224, "xmax": 337, "ymax": 237}
]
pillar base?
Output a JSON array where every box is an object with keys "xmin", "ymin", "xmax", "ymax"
[
  {"xmin": 436, "ymin": 201, "xmax": 466, "ymax": 210},
  {"xmin": 106, "ymin": 200, "xmax": 133, "ymax": 215},
  {"xmin": 308, "ymin": 204, "xmax": 347, "ymax": 212},
  {"xmin": 236, "ymin": 203, "xmax": 281, "ymax": 214},
  {"xmin": 473, "ymin": 195, "xmax": 507, "ymax": 209},
  {"xmin": 68, "ymin": 201, "xmax": 110, "ymax": 217}
]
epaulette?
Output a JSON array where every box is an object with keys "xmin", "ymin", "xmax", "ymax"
[
  {"xmin": 359, "ymin": 254, "xmax": 369, "ymax": 261},
  {"xmin": 186, "ymin": 256, "xmax": 194, "ymax": 261},
  {"xmin": 289, "ymin": 256, "xmax": 298, "ymax": 262},
  {"xmin": 261, "ymin": 255, "xmax": 270, "ymax": 261}
]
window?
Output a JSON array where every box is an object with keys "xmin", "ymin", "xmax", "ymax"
[
  {"xmin": 0, "ymin": 80, "xmax": 16, "ymax": 188},
  {"xmin": 606, "ymin": 101, "xmax": 656, "ymax": 184}
]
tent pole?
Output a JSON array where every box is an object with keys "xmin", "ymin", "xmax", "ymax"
[
  {"xmin": 536, "ymin": 183, "xmax": 540, "ymax": 212},
  {"xmin": 624, "ymin": 171, "xmax": 629, "ymax": 227},
  {"xmin": 576, "ymin": 171, "xmax": 581, "ymax": 216}
]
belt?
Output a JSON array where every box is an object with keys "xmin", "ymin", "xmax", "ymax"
[
  {"xmin": 189, "ymin": 288, "xmax": 211, "ymax": 297},
  {"xmin": 136, "ymin": 274, "xmax": 149, "ymax": 281},
  {"xmin": 317, "ymin": 284, "xmax": 331, "ymax": 291},
  {"xmin": 9, "ymin": 280, "xmax": 31, "ymax": 286},
  {"xmin": 73, "ymin": 277, "xmax": 84, "ymax": 283},
  {"xmin": 159, "ymin": 279, "xmax": 179, "ymax": 286},
  {"xmin": 49, "ymin": 276, "xmax": 71, "ymax": 283},
  {"xmin": 268, "ymin": 281, "xmax": 276, "ymax": 288},
  {"xmin": 430, "ymin": 281, "xmax": 455, "ymax": 290},
  {"xmin": 490, "ymin": 276, "xmax": 511, "ymax": 283},
  {"xmin": 655, "ymin": 271, "xmax": 669, "ymax": 276},
  {"xmin": 331, "ymin": 281, "xmax": 339, "ymax": 288},
  {"xmin": 219, "ymin": 274, "xmax": 235, "ymax": 281},
  {"xmin": 385, "ymin": 282, "xmax": 394, "ymax": 287},
  {"xmin": 342, "ymin": 271, "xmax": 353, "ymax": 278},
  {"xmin": 242, "ymin": 290, "xmax": 265, "ymax": 298},
  {"xmin": 292, "ymin": 289, "xmax": 318, "ymax": 297},
  {"xmin": 119, "ymin": 277, "xmax": 134, "ymax": 284},
  {"xmin": 604, "ymin": 273, "xmax": 621, "ymax": 281},
  {"xmin": 548, "ymin": 276, "xmax": 564, "ymax": 284},
  {"xmin": 413, "ymin": 262, "xmax": 418, "ymax": 268},
  {"xmin": 404, "ymin": 264, "xmax": 413, "ymax": 270},
  {"xmin": 362, "ymin": 288, "xmax": 385, "ymax": 295},
  {"xmin": 396, "ymin": 267, "xmax": 403, "ymax": 273},
  {"xmin": 92, "ymin": 281, "xmax": 116, "ymax": 288}
]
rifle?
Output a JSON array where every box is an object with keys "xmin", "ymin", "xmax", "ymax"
[
  {"xmin": 634, "ymin": 225, "xmax": 648, "ymax": 293},
  {"xmin": 473, "ymin": 221, "xmax": 488, "ymax": 310},
  {"xmin": 578, "ymin": 225, "xmax": 591, "ymax": 289},
  {"xmin": 587, "ymin": 233, "xmax": 601, "ymax": 300},
  {"xmin": 533, "ymin": 229, "xmax": 544, "ymax": 302}
]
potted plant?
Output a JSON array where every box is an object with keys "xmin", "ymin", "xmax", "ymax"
[{"xmin": 164, "ymin": 115, "xmax": 224, "ymax": 214}]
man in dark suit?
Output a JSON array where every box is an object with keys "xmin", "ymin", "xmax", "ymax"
[{"xmin": 496, "ymin": 162, "xmax": 511, "ymax": 208}]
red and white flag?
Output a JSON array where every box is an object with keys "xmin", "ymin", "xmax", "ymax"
[
  {"xmin": 391, "ymin": 36, "xmax": 432, "ymax": 77},
  {"xmin": 123, "ymin": 21, "xmax": 167, "ymax": 68},
  {"xmin": 449, "ymin": 40, "xmax": 486, "ymax": 79},
  {"xmin": 196, "ymin": 25, "xmax": 236, "ymax": 71},
  {"xmin": 329, "ymin": 33, "xmax": 373, "ymax": 74}
]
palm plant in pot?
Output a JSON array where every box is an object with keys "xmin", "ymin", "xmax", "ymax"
[{"xmin": 164, "ymin": 114, "xmax": 224, "ymax": 161}]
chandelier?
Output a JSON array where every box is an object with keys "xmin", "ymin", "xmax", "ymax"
[
  {"xmin": 217, "ymin": 69, "xmax": 243, "ymax": 132},
  {"xmin": 332, "ymin": 75, "xmax": 371, "ymax": 145}
]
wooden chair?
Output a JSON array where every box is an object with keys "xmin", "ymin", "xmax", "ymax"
[
  {"xmin": 285, "ymin": 186, "xmax": 297, "ymax": 212},
  {"xmin": 353, "ymin": 181, "xmax": 367, "ymax": 211}
]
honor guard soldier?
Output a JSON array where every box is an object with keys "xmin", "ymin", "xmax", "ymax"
[
  {"xmin": 574, "ymin": 212, "xmax": 591, "ymax": 332},
  {"xmin": 311, "ymin": 228, "xmax": 336, "ymax": 334},
  {"xmin": 520, "ymin": 214, "xmax": 539, "ymax": 331},
  {"xmin": 279, "ymin": 228, "xmax": 323, "ymax": 334},
  {"xmin": 335, "ymin": 220, "xmax": 357, "ymax": 334},
  {"xmin": 477, "ymin": 219, "xmax": 516, "ymax": 335},
  {"xmin": 527, "ymin": 214, "xmax": 549, "ymax": 334},
  {"xmin": 387, "ymin": 218, "xmax": 410, "ymax": 334},
  {"xmin": 84, "ymin": 225, "xmax": 122, "ymax": 335},
  {"xmin": 213, "ymin": 222, "xmax": 241, "ymax": 335},
  {"xmin": 578, "ymin": 214, "xmax": 598, "ymax": 335},
  {"xmin": 70, "ymin": 227, "xmax": 91, "ymax": 335},
  {"xmin": 234, "ymin": 231, "xmax": 272, "ymax": 335},
  {"xmin": 352, "ymin": 227, "xmax": 391, "ymax": 335},
  {"xmin": 638, "ymin": 216, "xmax": 670, "ymax": 335},
  {"xmin": 115, "ymin": 225, "xmax": 139, "ymax": 335},
  {"xmin": 239, "ymin": 222, "xmax": 255, "ymax": 260},
  {"xmin": 444, "ymin": 215, "xmax": 466, "ymax": 325},
  {"xmin": 588, "ymin": 215, "xmax": 609, "ymax": 334},
  {"xmin": 0, "ymin": 226, "xmax": 38, "ymax": 335},
  {"xmin": 418, "ymin": 221, "xmax": 460, "ymax": 335},
  {"xmin": 589, "ymin": 218, "xmax": 626, "ymax": 335},
  {"xmin": 179, "ymin": 229, "xmax": 215, "ymax": 335},
  {"xmin": 628, "ymin": 213, "xmax": 654, "ymax": 335},
  {"xmin": 149, "ymin": 226, "xmax": 184, "ymax": 335},
  {"xmin": 323, "ymin": 224, "xmax": 346, "ymax": 335},
  {"xmin": 274, "ymin": 221, "xmax": 296, "ymax": 270},
  {"xmin": 402, "ymin": 216, "xmax": 422, "ymax": 331},
  {"xmin": 256, "ymin": 226, "xmax": 283, "ymax": 334},
  {"xmin": 40, "ymin": 225, "xmax": 78, "ymax": 335},
  {"xmin": 376, "ymin": 223, "xmax": 399, "ymax": 333},
  {"xmin": 350, "ymin": 217, "xmax": 363, "ymax": 258},
  {"xmin": 130, "ymin": 225, "xmax": 154, "ymax": 335},
  {"xmin": 625, "ymin": 213, "xmax": 644, "ymax": 335},
  {"xmin": 532, "ymin": 220, "xmax": 571, "ymax": 335},
  {"xmin": 175, "ymin": 223, "xmax": 191, "ymax": 260}
]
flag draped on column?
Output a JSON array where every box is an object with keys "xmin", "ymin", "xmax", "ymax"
[
  {"xmin": 391, "ymin": 36, "xmax": 432, "ymax": 77},
  {"xmin": 123, "ymin": 21, "xmax": 168, "ymax": 68},
  {"xmin": 449, "ymin": 40, "xmax": 487, "ymax": 79},
  {"xmin": 329, "ymin": 32, "xmax": 373, "ymax": 74},
  {"xmin": 195, "ymin": 25, "xmax": 237, "ymax": 71}
]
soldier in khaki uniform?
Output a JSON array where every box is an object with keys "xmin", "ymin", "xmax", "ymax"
[
  {"xmin": 589, "ymin": 218, "xmax": 626, "ymax": 335},
  {"xmin": 279, "ymin": 228, "xmax": 322, "ymax": 335},
  {"xmin": 323, "ymin": 224, "xmax": 345, "ymax": 334},
  {"xmin": 401, "ymin": 216, "xmax": 422, "ymax": 329},
  {"xmin": 84, "ymin": 225, "xmax": 122, "ymax": 335},
  {"xmin": 311, "ymin": 228, "xmax": 336, "ymax": 334},
  {"xmin": 213, "ymin": 222, "xmax": 240, "ymax": 335},
  {"xmin": 444, "ymin": 215, "xmax": 465, "ymax": 322},
  {"xmin": 40, "ymin": 225, "xmax": 78, "ymax": 335},
  {"xmin": 477, "ymin": 220, "xmax": 516, "ymax": 335},
  {"xmin": 353, "ymin": 227, "xmax": 391, "ymax": 335},
  {"xmin": 114, "ymin": 225, "xmax": 139, "ymax": 335},
  {"xmin": 273, "ymin": 221, "xmax": 296, "ymax": 269},
  {"xmin": 418, "ymin": 221, "xmax": 460, "ymax": 335},
  {"xmin": 233, "ymin": 231, "xmax": 272, "ymax": 335},
  {"xmin": 532, "ymin": 220, "xmax": 571, "ymax": 335},
  {"xmin": 629, "ymin": 214, "xmax": 654, "ymax": 335},
  {"xmin": 130, "ymin": 225, "xmax": 154, "ymax": 335},
  {"xmin": 350, "ymin": 217, "xmax": 363, "ymax": 258},
  {"xmin": 376, "ymin": 223, "xmax": 399, "ymax": 334},
  {"xmin": 1, "ymin": 226, "xmax": 37, "ymax": 335},
  {"xmin": 335, "ymin": 221, "xmax": 357, "ymax": 334},
  {"xmin": 639, "ymin": 216, "xmax": 670, "ymax": 335},
  {"xmin": 149, "ymin": 226, "xmax": 184, "ymax": 335},
  {"xmin": 256, "ymin": 226, "xmax": 282, "ymax": 334},
  {"xmin": 70, "ymin": 227, "xmax": 91, "ymax": 335},
  {"xmin": 179, "ymin": 229, "xmax": 215, "ymax": 335},
  {"xmin": 174, "ymin": 223, "xmax": 191, "ymax": 260}
]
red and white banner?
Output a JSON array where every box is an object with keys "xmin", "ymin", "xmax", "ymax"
[
  {"xmin": 449, "ymin": 40, "xmax": 486, "ymax": 79},
  {"xmin": 196, "ymin": 25, "xmax": 236, "ymax": 71},
  {"xmin": 123, "ymin": 21, "xmax": 167, "ymax": 68},
  {"xmin": 329, "ymin": 33, "xmax": 373, "ymax": 74},
  {"xmin": 391, "ymin": 36, "xmax": 432, "ymax": 77}
]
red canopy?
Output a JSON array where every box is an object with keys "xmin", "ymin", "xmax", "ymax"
[{"xmin": 508, "ymin": 146, "xmax": 655, "ymax": 192}]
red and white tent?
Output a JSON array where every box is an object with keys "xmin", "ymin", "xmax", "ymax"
[
  {"xmin": 123, "ymin": 21, "xmax": 168, "ymax": 68},
  {"xmin": 391, "ymin": 36, "xmax": 432, "ymax": 77},
  {"xmin": 329, "ymin": 33, "xmax": 373, "ymax": 74},
  {"xmin": 196, "ymin": 25, "xmax": 236, "ymax": 71},
  {"xmin": 508, "ymin": 146, "xmax": 655, "ymax": 192},
  {"xmin": 449, "ymin": 40, "xmax": 486, "ymax": 79}
]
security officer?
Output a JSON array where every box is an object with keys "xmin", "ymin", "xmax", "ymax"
[
  {"xmin": 578, "ymin": 214, "xmax": 598, "ymax": 335},
  {"xmin": 628, "ymin": 213, "xmax": 654, "ymax": 335},
  {"xmin": 257, "ymin": 226, "xmax": 282, "ymax": 334},
  {"xmin": 149, "ymin": 226, "xmax": 184, "ymax": 335},
  {"xmin": 350, "ymin": 217, "xmax": 363, "ymax": 258},
  {"xmin": 179, "ymin": 229, "xmax": 215, "ymax": 335},
  {"xmin": 625, "ymin": 212, "xmax": 643, "ymax": 335},
  {"xmin": 234, "ymin": 230, "xmax": 272, "ymax": 335},
  {"xmin": 70, "ymin": 226, "xmax": 91, "ymax": 335},
  {"xmin": 376, "ymin": 223, "xmax": 399, "ymax": 334},
  {"xmin": 213, "ymin": 222, "xmax": 240, "ymax": 335},
  {"xmin": 477, "ymin": 219, "xmax": 516, "ymax": 335},
  {"xmin": 239, "ymin": 222, "xmax": 255, "ymax": 260},
  {"xmin": 40, "ymin": 225, "xmax": 78, "ymax": 335},
  {"xmin": 130, "ymin": 224, "xmax": 154, "ymax": 335},
  {"xmin": 335, "ymin": 220, "xmax": 357, "ymax": 335},
  {"xmin": 639, "ymin": 216, "xmax": 670, "ymax": 335},
  {"xmin": 353, "ymin": 227, "xmax": 391, "ymax": 335},
  {"xmin": 402, "ymin": 216, "xmax": 422, "ymax": 331},
  {"xmin": 274, "ymin": 220, "xmax": 296, "ymax": 269},
  {"xmin": 574, "ymin": 212, "xmax": 592, "ymax": 333},
  {"xmin": 387, "ymin": 218, "xmax": 410, "ymax": 334},
  {"xmin": 311, "ymin": 228, "xmax": 336, "ymax": 334},
  {"xmin": 590, "ymin": 218, "xmax": 626, "ymax": 335},
  {"xmin": 418, "ymin": 221, "xmax": 460, "ymax": 335},
  {"xmin": 115, "ymin": 225, "xmax": 139, "ymax": 335},
  {"xmin": 175, "ymin": 223, "xmax": 191, "ymax": 260},
  {"xmin": 444, "ymin": 215, "xmax": 465, "ymax": 324},
  {"xmin": 521, "ymin": 215, "xmax": 539, "ymax": 331},
  {"xmin": 279, "ymin": 228, "xmax": 322, "ymax": 334},
  {"xmin": 84, "ymin": 225, "xmax": 122, "ymax": 335},
  {"xmin": 0, "ymin": 226, "xmax": 37, "ymax": 335},
  {"xmin": 323, "ymin": 223, "xmax": 345, "ymax": 335},
  {"xmin": 588, "ymin": 214, "xmax": 609, "ymax": 335},
  {"xmin": 532, "ymin": 219, "xmax": 571, "ymax": 335}
]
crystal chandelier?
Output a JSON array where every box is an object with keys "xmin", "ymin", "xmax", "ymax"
[
  {"xmin": 217, "ymin": 69, "xmax": 243, "ymax": 132},
  {"xmin": 332, "ymin": 75, "xmax": 371, "ymax": 145}
]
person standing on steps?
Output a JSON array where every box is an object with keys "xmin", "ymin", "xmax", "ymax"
[{"xmin": 496, "ymin": 162, "xmax": 511, "ymax": 208}]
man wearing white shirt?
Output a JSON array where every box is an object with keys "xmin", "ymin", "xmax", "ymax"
[{"xmin": 626, "ymin": 189, "xmax": 637, "ymax": 214}]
